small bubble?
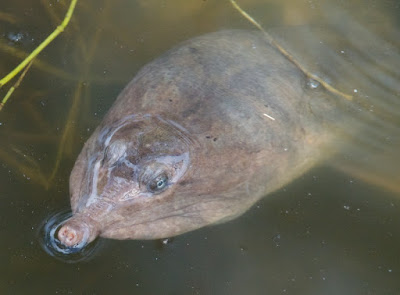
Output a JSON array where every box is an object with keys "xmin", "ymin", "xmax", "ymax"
[
  {"xmin": 307, "ymin": 79, "xmax": 320, "ymax": 89},
  {"xmin": 272, "ymin": 234, "xmax": 281, "ymax": 247},
  {"xmin": 353, "ymin": 89, "xmax": 358, "ymax": 93},
  {"xmin": 7, "ymin": 32, "xmax": 24, "ymax": 43}
]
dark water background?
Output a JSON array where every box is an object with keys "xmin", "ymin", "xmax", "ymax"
[{"xmin": 0, "ymin": 0, "xmax": 400, "ymax": 294}]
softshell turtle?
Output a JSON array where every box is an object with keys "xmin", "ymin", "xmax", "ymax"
[{"xmin": 57, "ymin": 30, "xmax": 355, "ymax": 247}]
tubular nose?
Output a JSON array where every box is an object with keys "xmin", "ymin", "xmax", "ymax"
[
  {"xmin": 57, "ymin": 223, "xmax": 87, "ymax": 247},
  {"xmin": 56, "ymin": 215, "xmax": 99, "ymax": 247}
]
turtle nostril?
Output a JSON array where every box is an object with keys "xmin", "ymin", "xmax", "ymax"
[
  {"xmin": 58, "ymin": 225, "xmax": 82, "ymax": 247},
  {"xmin": 55, "ymin": 214, "xmax": 100, "ymax": 248},
  {"xmin": 67, "ymin": 231, "xmax": 76, "ymax": 242}
]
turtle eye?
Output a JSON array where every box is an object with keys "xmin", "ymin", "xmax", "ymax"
[{"xmin": 147, "ymin": 173, "xmax": 169, "ymax": 193}]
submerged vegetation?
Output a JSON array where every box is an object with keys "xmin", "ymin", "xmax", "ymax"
[{"xmin": 0, "ymin": 0, "xmax": 118, "ymax": 189}]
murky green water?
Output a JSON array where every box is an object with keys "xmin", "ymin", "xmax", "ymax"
[{"xmin": 0, "ymin": 0, "xmax": 399, "ymax": 294}]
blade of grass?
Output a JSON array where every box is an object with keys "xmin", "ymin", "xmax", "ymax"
[
  {"xmin": 229, "ymin": 0, "xmax": 353, "ymax": 101},
  {"xmin": 0, "ymin": 0, "xmax": 78, "ymax": 90}
]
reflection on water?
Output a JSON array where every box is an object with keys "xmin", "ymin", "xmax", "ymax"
[{"xmin": 0, "ymin": 0, "xmax": 399, "ymax": 294}]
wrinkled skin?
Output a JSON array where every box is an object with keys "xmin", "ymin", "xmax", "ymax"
[{"xmin": 58, "ymin": 30, "xmax": 351, "ymax": 247}]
